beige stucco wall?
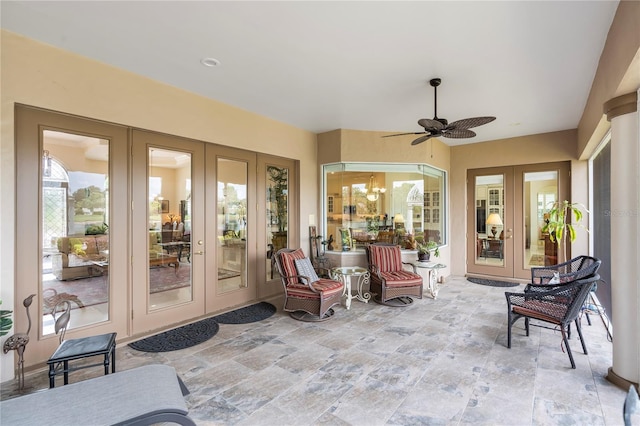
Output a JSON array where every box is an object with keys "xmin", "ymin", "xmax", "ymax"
[
  {"xmin": 0, "ymin": 30, "xmax": 317, "ymax": 381},
  {"xmin": 577, "ymin": 0, "xmax": 640, "ymax": 159}
]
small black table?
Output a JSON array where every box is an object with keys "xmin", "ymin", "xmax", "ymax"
[{"xmin": 47, "ymin": 332, "xmax": 117, "ymax": 388}]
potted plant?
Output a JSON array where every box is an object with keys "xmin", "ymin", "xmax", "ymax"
[
  {"xmin": 0, "ymin": 299, "xmax": 12, "ymax": 337},
  {"xmin": 417, "ymin": 240, "xmax": 440, "ymax": 261},
  {"xmin": 542, "ymin": 200, "xmax": 587, "ymax": 264}
]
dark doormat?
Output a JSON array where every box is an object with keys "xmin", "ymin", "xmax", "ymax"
[
  {"xmin": 467, "ymin": 277, "xmax": 521, "ymax": 287},
  {"xmin": 128, "ymin": 317, "xmax": 219, "ymax": 353},
  {"xmin": 214, "ymin": 302, "xmax": 277, "ymax": 324}
]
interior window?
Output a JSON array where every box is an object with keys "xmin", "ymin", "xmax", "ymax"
[{"xmin": 322, "ymin": 163, "xmax": 446, "ymax": 251}]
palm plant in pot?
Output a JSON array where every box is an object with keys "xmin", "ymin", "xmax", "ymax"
[
  {"xmin": 417, "ymin": 240, "xmax": 440, "ymax": 261},
  {"xmin": 542, "ymin": 200, "xmax": 587, "ymax": 264}
]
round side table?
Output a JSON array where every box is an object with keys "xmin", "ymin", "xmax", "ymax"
[
  {"xmin": 412, "ymin": 261, "xmax": 446, "ymax": 299},
  {"xmin": 330, "ymin": 266, "xmax": 371, "ymax": 309}
]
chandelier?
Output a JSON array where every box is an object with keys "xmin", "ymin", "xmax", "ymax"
[{"xmin": 366, "ymin": 174, "xmax": 386, "ymax": 202}]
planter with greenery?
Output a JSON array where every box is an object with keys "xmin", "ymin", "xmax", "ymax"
[
  {"xmin": 417, "ymin": 240, "xmax": 440, "ymax": 261},
  {"xmin": 0, "ymin": 299, "xmax": 12, "ymax": 337},
  {"xmin": 542, "ymin": 200, "xmax": 587, "ymax": 264}
]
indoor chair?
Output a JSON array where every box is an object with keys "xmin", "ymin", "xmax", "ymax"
[
  {"xmin": 365, "ymin": 243, "xmax": 423, "ymax": 306},
  {"xmin": 273, "ymin": 248, "xmax": 344, "ymax": 322},
  {"xmin": 505, "ymin": 273, "xmax": 600, "ymax": 368}
]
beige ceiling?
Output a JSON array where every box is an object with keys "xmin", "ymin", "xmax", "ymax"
[{"xmin": 1, "ymin": 1, "xmax": 620, "ymax": 145}]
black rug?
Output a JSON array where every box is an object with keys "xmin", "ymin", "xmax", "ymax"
[
  {"xmin": 467, "ymin": 277, "xmax": 521, "ymax": 287},
  {"xmin": 214, "ymin": 302, "xmax": 277, "ymax": 324},
  {"xmin": 128, "ymin": 317, "xmax": 219, "ymax": 353}
]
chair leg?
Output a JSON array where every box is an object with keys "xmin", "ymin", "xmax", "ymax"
[
  {"xmin": 575, "ymin": 318, "xmax": 588, "ymax": 354},
  {"xmin": 561, "ymin": 327, "xmax": 576, "ymax": 369},
  {"xmin": 525, "ymin": 317, "xmax": 530, "ymax": 336},
  {"xmin": 507, "ymin": 312, "xmax": 512, "ymax": 348}
]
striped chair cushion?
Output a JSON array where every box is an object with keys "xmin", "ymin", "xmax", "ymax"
[
  {"xmin": 280, "ymin": 248, "xmax": 306, "ymax": 285},
  {"xmin": 286, "ymin": 278, "xmax": 344, "ymax": 300},
  {"xmin": 369, "ymin": 245, "xmax": 402, "ymax": 272},
  {"xmin": 380, "ymin": 270, "xmax": 423, "ymax": 287}
]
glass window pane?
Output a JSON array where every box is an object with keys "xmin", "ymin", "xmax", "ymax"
[
  {"xmin": 266, "ymin": 165, "xmax": 288, "ymax": 281},
  {"xmin": 475, "ymin": 174, "xmax": 504, "ymax": 266},
  {"xmin": 148, "ymin": 148, "xmax": 192, "ymax": 309},
  {"xmin": 43, "ymin": 130, "xmax": 110, "ymax": 334},
  {"xmin": 218, "ymin": 158, "xmax": 248, "ymax": 292},
  {"xmin": 322, "ymin": 163, "xmax": 445, "ymax": 251},
  {"xmin": 524, "ymin": 171, "xmax": 558, "ymax": 269}
]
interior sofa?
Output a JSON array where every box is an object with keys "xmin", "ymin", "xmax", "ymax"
[{"xmin": 51, "ymin": 235, "xmax": 109, "ymax": 280}]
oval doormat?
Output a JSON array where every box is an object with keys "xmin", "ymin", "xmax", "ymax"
[
  {"xmin": 128, "ymin": 317, "xmax": 219, "ymax": 352},
  {"xmin": 467, "ymin": 277, "xmax": 521, "ymax": 287},
  {"xmin": 214, "ymin": 302, "xmax": 277, "ymax": 324}
]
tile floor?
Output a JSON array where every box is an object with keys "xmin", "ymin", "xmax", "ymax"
[{"xmin": 1, "ymin": 276, "xmax": 633, "ymax": 425}]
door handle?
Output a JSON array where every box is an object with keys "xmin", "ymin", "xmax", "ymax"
[{"xmin": 194, "ymin": 250, "xmax": 204, "ymax": 255}]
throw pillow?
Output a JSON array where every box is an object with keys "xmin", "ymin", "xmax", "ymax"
[{"xmin": 294, "ymin": 257, "xmax": 320, "ymax": 284}]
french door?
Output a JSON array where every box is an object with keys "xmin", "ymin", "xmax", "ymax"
[
  {"xmin": 467, "ymin": 162, "xmax": 570, "ymax": 280},
  {"xmin": 132, "ymin": 130, "xmax": 206, "ymax": 334}
]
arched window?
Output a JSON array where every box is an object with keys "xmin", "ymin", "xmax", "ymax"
[{"xmin": 42, "ymin": 157, "xmax": 69, "ymax": 249}]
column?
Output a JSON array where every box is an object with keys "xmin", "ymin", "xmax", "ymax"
[{"xmin": 604, "ymin": 90, "xmax": 639, "ymax": 389}]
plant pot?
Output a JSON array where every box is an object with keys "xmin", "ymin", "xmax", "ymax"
[{"xmin": 418, "ymin": 252, "xmax": 430, "ymax": 261}]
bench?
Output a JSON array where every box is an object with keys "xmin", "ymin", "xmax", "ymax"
[{"xmin": 0, "ymin": 364, "xmax": 195, "ymax": 426}]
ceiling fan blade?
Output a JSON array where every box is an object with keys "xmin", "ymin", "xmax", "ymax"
[
  {"xmin": 446, "ymin": 116, "xmax": 496, "ymax": 130},
  {"xmin": 418, "ymin": 118, "xmax": 444, "ymax": 132},
  {"xmin": 443, "ymin": 129, "xmax": 476, "ymax": 139},
  {"xmin": 411, "ymin": 134, "xmax": 435, "ymax": 145},
  {"xmin": 383, "ymin": 132, "xmax": 426, "ymax": 138}
]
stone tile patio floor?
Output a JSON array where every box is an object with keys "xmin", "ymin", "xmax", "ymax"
[{"xmin": 1, "ymin": 275, "xmax": 632, "ymax": 425}]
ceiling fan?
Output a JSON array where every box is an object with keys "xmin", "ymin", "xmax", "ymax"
[{"xmin": 384, "ymin": 78, "xmax": 496, "ymax": 146}]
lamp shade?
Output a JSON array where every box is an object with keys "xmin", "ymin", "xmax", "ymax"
[
  {"xmin": 486, "ymin": 213, "xmax": 503, "ymax": 226},
  {"xmin": 393, "ymin": 214, "xmax": 405, "ymax": 224}
]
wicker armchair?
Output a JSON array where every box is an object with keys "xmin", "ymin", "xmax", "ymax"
[
  {"xmin": 365, "ymin": 243, "xmax": 423, "ymax": 306},
  {"xmin": 505, "ymin": 273, "xmax": 600, "ymax": 368},
  {"xmin": 273, "ymin": 248, "xmax": 344, "ymax": 322},
  {"xmin": 530, "ymin": 255, "xmax": 601, "ymax": 285}
]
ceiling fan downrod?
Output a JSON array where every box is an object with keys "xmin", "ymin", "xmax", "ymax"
[{"xmin": 430, "ymin": 78, "xmax": 448, "ymax": 126}]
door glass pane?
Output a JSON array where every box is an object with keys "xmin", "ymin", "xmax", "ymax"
[
  {"xmin": 523, "ymin": 171, "xmax": 558, "ymax": 269},
  {"xmin": 42, "ymin": 130, "xmax": 109, "ymax": 334},
  {"xmin": 266, "ymin": 165, "xmax": 288, "ymax": 281},
  {"xmin": 474, "ymin": 174, "xmax": 504, "ymax": 266},
  {"xmin": 217, "ymin": 158, "xmax": 248, "ymax": 293},
  {"xmin": 148, "ymin": 148, "xmax": 192, "ymax": 309}
]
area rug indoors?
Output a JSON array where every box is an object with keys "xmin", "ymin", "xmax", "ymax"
[
  {"xmin": 214, "ymin": 302, "xmax": 277, "ymax": 324},
  {"xmin": 529, "ymin": 254, "xmax": 545, "ymax": 266},
  {"xmin": 128, "ymin": 317, "xmax": 219, "ymax": 352},
  {"xmin": 467, "ymin": 277, "xmax": 521, "ymax": 287}
]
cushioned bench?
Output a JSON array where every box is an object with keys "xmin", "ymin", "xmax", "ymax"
[{"xmin": 0, "ymin": 364, "xmax": 195, "ymax": 426}]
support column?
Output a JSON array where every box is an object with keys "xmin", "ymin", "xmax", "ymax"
[{"xmin": 604, "ymin": 90, "xmax": 640, "ymax": 390}]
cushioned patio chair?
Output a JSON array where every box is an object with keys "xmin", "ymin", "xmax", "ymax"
[
  {"xmin": 505, "ymin": 273, "xmax": 600, "ymax": 368},
  {"xmin": 273, "ymin": 248, "xmax": 344, "ymax": 322},
  {"xmin": 365, "ymin": 243, "xmax": 423, "ymax": 306}
]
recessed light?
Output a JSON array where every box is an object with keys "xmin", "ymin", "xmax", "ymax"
[{"xmin": 201, "ymin": 57, "xmax": 221, "ymax": 67}]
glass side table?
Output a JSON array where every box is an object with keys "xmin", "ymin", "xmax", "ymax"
[
  {"xmin": 330, "ymin": 266, "xmax": 371, "ymax": 309},
  {"xmin": 412, "ymin": 261, "xmax": 446, "ymax": 299}
]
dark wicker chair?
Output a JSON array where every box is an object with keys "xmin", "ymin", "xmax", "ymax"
[
  {"xmin": 530, "ymin": 255, "xmax": 601, "ymax": 285},
  {"xmin": 365, "ymin": 243, "xmax": 423, "ymax": 306},
  {"xmin": 505, "ymin": 273, "xmax": 600, "ymax": 368},
  {"xmin": 273, "ymin": 248, "xmax": 344, "ymax": 322}
]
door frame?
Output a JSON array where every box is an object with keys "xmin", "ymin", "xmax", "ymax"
[{"xmin": 467, "ymin": 162, "xmax": 571, "ymax": 280}]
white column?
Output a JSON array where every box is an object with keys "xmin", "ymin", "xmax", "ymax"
[{"xmin": 605, "ymin": 90, "xmax": 640, "ymax": 389}]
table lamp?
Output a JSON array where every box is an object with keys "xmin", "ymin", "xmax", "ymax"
[{"xmin": 486, "ymin": 213, "xmax": 503, "ymax": 238}]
